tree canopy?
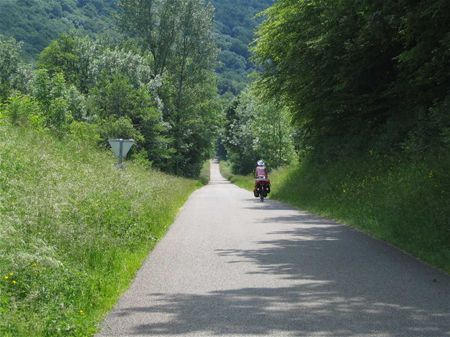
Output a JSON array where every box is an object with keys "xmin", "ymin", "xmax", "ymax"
[{"xmin": 254, "ymin": 0, "xmax": 450, "ymax": 160}]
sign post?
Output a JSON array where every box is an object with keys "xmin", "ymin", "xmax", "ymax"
[{"xmin": 108, "ymin": 139, "xmax": 135, "ymax": 168}]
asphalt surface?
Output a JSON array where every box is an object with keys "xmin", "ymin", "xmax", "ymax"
[{"xmin": 97, "ymin": 162, "xmax": 450, "ymax": 337}]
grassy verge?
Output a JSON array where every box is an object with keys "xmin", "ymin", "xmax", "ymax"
[
  {"xmin": 221, "ymin": 158, "xmax": 450, "ymax": 274},
  {"xmin": 0, "ymin": 125, "xmax": 199, "ymax": 337},
  {"xmin": 199, "ymin": 160, "xmax": 211, "ymax": 185}
]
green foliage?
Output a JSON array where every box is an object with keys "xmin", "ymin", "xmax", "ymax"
[
  {"xmin": 32, "ymin": 70, "xmax": 73, "ymax": 133},
  {"xmin": 4, "ymin": 10, "xmax": 221, "ymax": 178},
  {"xmin": 119, "ymin": 0, "xmax": 221, "ymax": 177},
  {"xmin": 98, "ymin": 117, "xmax": 143, "ymax": 144},
  {"xmin": 0, "ymin": 35, "xmax": 24, "ymax": 100},
  {"xmin": 91, "ymin": 74, "xmax": 168, "ymax": 166},
  {"xmin": 68, "ymin": 121, "xmax": 100, "ymax": 143},
  {"xmin": 36, "ymin": 34, "xmax": 171, "ymax": 166},
  {"xmin": 212, "ymin": 0, "xmax": 274, "ymax": 95},
  {"xmin": 87, "ymin": 44, "xmax": 155, "ymax": 90},
  {"xmin": 2, "ymin": 94, "xmax": 41, "ymax": 127},
  {"xmin": 37, "ymin": 34, "xmax": 156, "ymax": 94},
  {"xmin": 0, "ymin": 124, "xmax": 198, "ymax": 337},
  {"xmin": 254, "ymin": 0, "xmax": 450, "ymax": 160},
  {"xmin": 224, "ymin": 86, "xmax": 296, "ymax": 174},
  {"xmin": 0, "ymin": 0, "xmax": 118, "ymax": 59},
  {"xmin": 37, "ymin": 35, "xmax": 83, "ymax": 88},
  {"xmin": 0, "ymin": 0, "xmax": 273, "ymax": 98}
]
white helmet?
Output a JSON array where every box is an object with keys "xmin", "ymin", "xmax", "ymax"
[{"xmin": 257, "ymin": 160, "xmax": 265, "ymax": 166}]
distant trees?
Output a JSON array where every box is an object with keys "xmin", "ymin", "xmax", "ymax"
[
  {"xmin": 119, "ymin": 0, "xmax": 220, "ymax": 176},
  {"xmin": 0, "ymin": 36, "xmax": 26, "ymax": 100},
  {"xmin": 253, "ymin": 0, "xmax": 450, "ymax": 160},
  {"xmin": 0, "ymin": 0, "xmax": 272, "ymax": 99},
  {"xmin": 212, "ymin": 0, "xmax": 274, "ymax": 95},
  {"xmin": 0, "ymin": 0, "xmax": 118, "ymax": 58},
  {"xmin": 223, "ymin": 86, "xmax": 295, "ymax": 174}
]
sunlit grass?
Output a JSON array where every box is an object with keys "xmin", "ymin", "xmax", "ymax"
[{"xmin": 0, "ymin": 125, "xmax": 199, "ymax": 336}]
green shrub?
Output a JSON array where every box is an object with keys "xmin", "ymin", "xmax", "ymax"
[
  {"xmin": 2, "ymin": 94, "xmax": 42, "ymax": 127},
  {"xmin": 98, "ymin": 116, "xmax": 144, "ymax": 144},
  {"xmin": 199, "ymin": 160, "xmax": 211, "ymax": 185},
  {"xmin": 219, "ymin": 160, "xmax": 233, "ymax": 180}
]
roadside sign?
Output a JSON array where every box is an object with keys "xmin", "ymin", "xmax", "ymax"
[{"xmin": 108, "ymin": 139, "xmax": 135, "ymax": 167}]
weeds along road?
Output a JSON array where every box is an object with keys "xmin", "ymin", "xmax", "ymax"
[{"xmin": 97, "ymin": 162, "xmax": 450, "ymax": 337}]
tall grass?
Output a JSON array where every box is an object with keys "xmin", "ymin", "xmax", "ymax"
[
  {"xmin": 220, "ymin": 157, "xmax": 450, "ymax": 273},
  {"xmin": 0, "ymin": 125, "xmax": 199, "ymax": 336}
]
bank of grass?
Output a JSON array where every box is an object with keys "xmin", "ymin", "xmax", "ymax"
[
  {"xmin": 0, "ymin": 124, "xmax": 199, "ymax": 337},
  {"xmin": 220, "ymin": 157, "xmax": 450, "ymax": 274}
]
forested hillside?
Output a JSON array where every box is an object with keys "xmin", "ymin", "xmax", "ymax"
[
  {"xmin": 211, "ymin": 0, "xmax": 273, "ymax": 95},
  {"xmin": 0, "ymin": 0, "xmax": 117, "ymax": 58},
  {"xmin": 0, "ymin": 0, "xmax": 273, "ymax": 96}
]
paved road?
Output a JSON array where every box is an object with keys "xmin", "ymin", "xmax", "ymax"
[{"xmin": 97, "ymin": 162, "xmax": 450, "ymax": 337}]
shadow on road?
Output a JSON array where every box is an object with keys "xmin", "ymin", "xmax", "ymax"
[
  {"xmin": 112, "ymin": 203, "xmax": 450, "ymax": 336},
  {"xmin": 244, "ymin": 199, "xmax": 294, "ymax": 211}
]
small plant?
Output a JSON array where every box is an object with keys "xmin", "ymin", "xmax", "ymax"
[{"xmin": 3, "ymin": 94, "xmax": 42, "ymax": 127}]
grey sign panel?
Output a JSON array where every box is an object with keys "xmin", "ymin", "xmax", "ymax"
[
  {"xmin": 121, "ymin": 140, "xmax": 134, "ymax": 157},
  {"xmin": 108, "ymin": 139, "xmax": 134, "ymax": 158},
  {"xmin": 108, "ymin": 139, "xmax": 134, "ymax": 160},
  {"xmin": 109, "ymin": 140, "xmax": 121, "ymax": 158}
]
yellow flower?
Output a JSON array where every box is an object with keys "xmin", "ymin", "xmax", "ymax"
[
  {"xmin": 79, "ymin": 310, "xmax": 85, "ymax": 315},
  {"xmin": 9, "ymin": 272, "xmax": 13, "ymax": 276},
  {"xmin": 12, "ymin": 280, "xmax": 16, "ymax": 285},
  {"xmin": 3, "ymin": 275, "xmax": 9, "ymax": 280}
]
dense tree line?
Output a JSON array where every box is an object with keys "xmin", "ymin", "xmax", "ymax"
[
  {"xmin": 253, "ymin": 0, "xmax": 450, "ymax": 161},
  {"xmin": 223, "ymin": 86, "xmax": 296, "ymax": 174}
]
